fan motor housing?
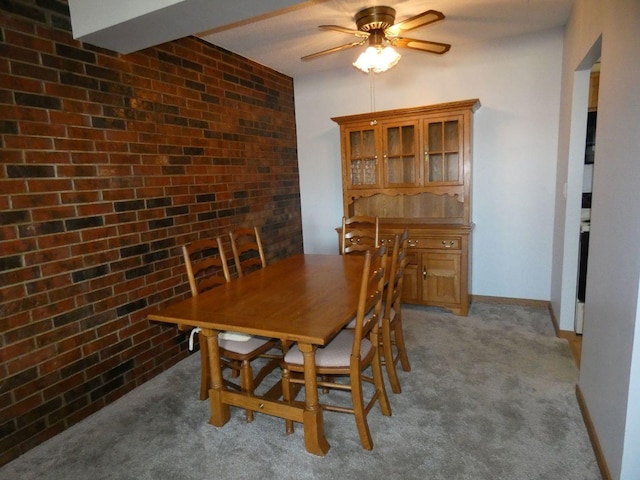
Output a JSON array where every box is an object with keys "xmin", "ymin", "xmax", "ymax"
[{"xmin": 355, "ymin": 6, "xmax": 396, "ymax": 32}]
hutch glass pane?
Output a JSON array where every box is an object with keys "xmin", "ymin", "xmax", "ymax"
[
  {"xmin": 429, "ymin": 154, "xmax": 443, "ymax": 181},
  {"xmin": 445, "ymin": 153, "xmax": 459, "ymax": 181},
  {"xmin": 387, "ymin": 127, "xmax": 400, "ymax": 156},
  {"xmin": 444, "ymin": 121, "xmax": 459, "ymax": 151},
  {"xmin": 363, "ymin": 130, "xmax": 376, "ymax": 157},
  {"xmin": 428, "ymin": 123, "xmax": 443, "ymax": 151},
  {"xmin": 401, "ymin": 125, "xmax": 415, "ymax": 154},
  {"xmin": 349, "ymin": 131, "xmax": 362, "ymax": 158}
]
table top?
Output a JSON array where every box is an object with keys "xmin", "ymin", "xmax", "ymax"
[{"xmin": 148, "ymin": 254, "xmax": 365, "ymax": 346}]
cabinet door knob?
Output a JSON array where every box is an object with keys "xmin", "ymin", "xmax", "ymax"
[{"xmin": 423, "ymin": 266, "xmax": 427, "ymax": 280}]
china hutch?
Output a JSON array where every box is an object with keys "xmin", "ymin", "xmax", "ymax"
[{"xmin": 334, "ymin": 99, "xmax": 480, "ymax": 316}]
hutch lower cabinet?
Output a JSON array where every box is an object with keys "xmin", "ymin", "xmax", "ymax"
[{"xmin": 333, "ymin": 99, "xmax": 480, "ymax": 316}]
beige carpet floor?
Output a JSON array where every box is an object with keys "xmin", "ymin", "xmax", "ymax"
[{"xmin": 1, "ymin": 302, "xmax": 601, "ymax": 480}]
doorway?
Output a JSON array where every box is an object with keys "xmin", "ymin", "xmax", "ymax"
[
  {"xmin": 554, "ymin": 37, "xmax": 602, "ymax": 367},
  {"xmin": 575, "ymin": 62, "xmax": 599, "ymax": 336}
]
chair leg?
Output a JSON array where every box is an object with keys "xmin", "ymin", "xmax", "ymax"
[
  {"xmin": 281, "ymin": 367, "xmax": 294, "ymax": 435},
  {"xmin": 199, "ymin": 337, "xmax": 209, "ymax": 401},
  {"xmin": 241, "ymin": 360, "xmax": 255, "ymax": 423},
  {"xmin": 394, "ymin": 316, "xmax": 411, "ymax": 372},
  {"xmin": 382, "ymin": 318, "xmax": 402, "ymax": 394},
  {"xmin": 371, "ymin": 334, "xmax": 392, "ymax": 418},
  {"xmin": 350, "ymin": 369, "xmax": 374, "ymax": 451}
]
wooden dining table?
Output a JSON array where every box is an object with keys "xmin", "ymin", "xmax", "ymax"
[{"xmin": 147, "ymin": 253, "xmax": 365, "ymax": 456}]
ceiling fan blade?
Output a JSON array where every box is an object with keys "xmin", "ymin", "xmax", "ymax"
[
  {"xmin": 319, "ymin": 25, "xmax": 369, "ymax": 38},
  {"xmin": 393, "ymin": 37, "xmax": 451, "ymax": 55},
  {"xmin": 387, "ymin": 10, "xmax": 445, "ymax": 35},
  {"xmin": 301, "ymin": 40, "xmax": 365, "ymax": 61}
]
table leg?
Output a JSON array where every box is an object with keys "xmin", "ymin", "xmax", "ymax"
[
  {"xmin": 297, "ymin": 342, "xmax": 330, "ymax": 456},
  {"xmin": 201, "ymin": 328, "xmax": 231, "ymax": 427}
]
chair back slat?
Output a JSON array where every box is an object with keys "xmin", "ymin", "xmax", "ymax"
[
  {"xmin": 341, "ymin": 215, "xmax": 379, "ymax": 255},
  {"xmin": 229, "ymin": 226, "xmax": 266, "ymax": 277},
  {"xmin": 182, "ymin": 237, "xmax": 230, "ymax": 296},
  {"xmin": 351, "ymin": 244, "xmax": 387, "ymax": 357},
  {"xmin": 385, "ymin": 229, "xmax": 409, "ymax": 319}
]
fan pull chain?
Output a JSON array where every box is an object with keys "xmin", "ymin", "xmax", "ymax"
[{"xmin": 369, "ymin": 70, "xmax": 376, "ymax": 112}]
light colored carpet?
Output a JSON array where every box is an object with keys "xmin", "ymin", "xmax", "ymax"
[{"xmin": 1, "ymin": 302, "xmax": 601, "ymax": 480}]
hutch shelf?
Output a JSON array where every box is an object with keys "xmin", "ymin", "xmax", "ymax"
[{"xmin": 333, "ymin": 99, "xmax": 480, "ymax": 316}]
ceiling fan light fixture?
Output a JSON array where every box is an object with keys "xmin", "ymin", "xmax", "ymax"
[
  {"xmin": 353, "ymin": 45, "xmax": 401, "ymax": 73},
  {"xmin": 302, "ymin": 6, "xmax": 449, "ymax": 70}
]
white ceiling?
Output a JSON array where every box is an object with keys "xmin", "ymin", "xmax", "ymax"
[
  {"xmin": 198, "ymin": 0, "xmax": 575, "ymax": 78},
  {"xmin": 68, "ymin": 0, "xmax": 575, "ymax": 79}
]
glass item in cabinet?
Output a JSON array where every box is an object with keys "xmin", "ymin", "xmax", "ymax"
[
  {"xmin": 351, "ymin": 159, "xmax": 363, "ymax": 185},
  {"xmin": 347, "ymin": 127, "xmax": 378, "ymax": 186}
]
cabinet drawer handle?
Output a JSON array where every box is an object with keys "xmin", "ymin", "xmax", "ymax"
[
  {"xmin": 441, "ymin": 240, "xmax": 455, "ymax": 248},
  {"xmin": 423, "ymin": 266, "xmax": 427, "ymax": 280},
  {"xmin": 408, "ymin": 240, "xmax": 419, "ymax": 247}
]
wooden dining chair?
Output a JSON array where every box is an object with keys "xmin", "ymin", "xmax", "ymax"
[
  {"xmin": 341, "ymin": 215, "xmax": 379, "ymax": 255},
  {"xmin": 380, "ymin": 229, "xmax": 411, "ymax": 394},
  {"xmin": 229, "ymin": 225, "xmax": 267, "ymax": 277},
  {"xmin": 281, "ymin": 244, "xmax": 391, "ymax": 450},
  {"xmin": 182, "ymin": 236, "xmax": 279, "ymax": 421}
]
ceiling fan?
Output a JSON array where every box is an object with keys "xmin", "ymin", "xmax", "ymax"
[{"xmin": 301, "ymin": 6, "xmax": 451, "ymax": 66}]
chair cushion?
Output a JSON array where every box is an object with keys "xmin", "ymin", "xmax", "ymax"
[
  {"xmin": 219, "ymin": 336, "xmax": 272, "ymax": 355},
  {"xmin": 284, "ymin": 330, "xmax": 372, "ymax": 368},
  {"xmin": 219, "ymin": 331, "xmax": 252, "ymax": 341}
]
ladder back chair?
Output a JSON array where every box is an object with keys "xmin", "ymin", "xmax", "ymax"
[
  {"xmin": 341, "ymin": 215, "xmax": 379, "ymax": 255},
  {"xmin": 229, "ymin": 226, "xmax": 267, "ymax": 277},
  {"xmin": 381, "ymin": 229, "xmax": 411, "ymax": 394},
  {"xmin": 281, "ymin": 244, "xmax": 391, "ymax": 450},
  {"xmin": 182, "ymin": 236, "xmax": 279, "ymax": 421}
]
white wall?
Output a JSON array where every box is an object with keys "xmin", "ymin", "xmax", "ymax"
[
  {"xmin": 295, "ymin": 28, "xmax": 563, "ymax": 301},
  {"xmin": 553, "ymin": 0, "xmax": 640, "ymax": 478}
]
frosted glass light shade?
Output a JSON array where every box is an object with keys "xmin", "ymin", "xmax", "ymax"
[{"xmin": 353, "ymin": 46, "xmax": 401, "ymax": 73}]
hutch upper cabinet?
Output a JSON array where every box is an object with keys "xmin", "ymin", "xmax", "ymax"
[{"xmin": 333, "ymin": 99, "xmax": 480, "ymax": 316}]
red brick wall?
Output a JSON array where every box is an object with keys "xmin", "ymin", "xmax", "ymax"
[{"xmin": 0, "ymin": 0, "xmax": 302, "ymax": 465}]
